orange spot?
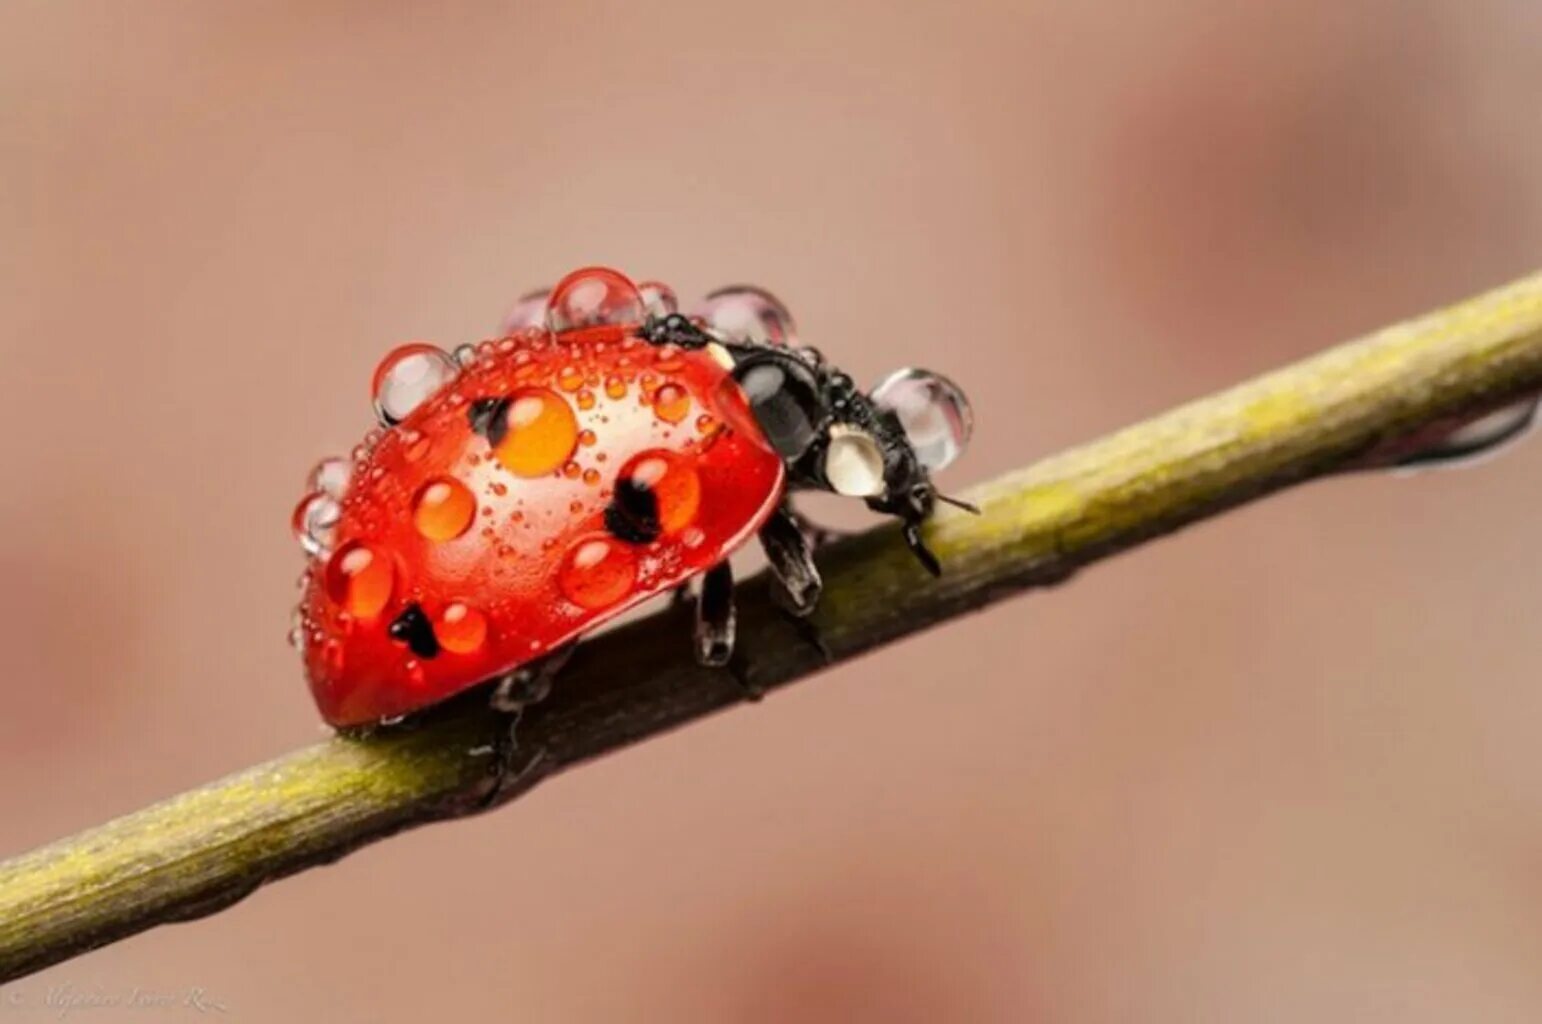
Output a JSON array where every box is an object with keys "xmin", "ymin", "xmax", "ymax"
[
  {"xmin": 323, "ymin": 542, "xmax": 395, "ymax": 619},
  {"xmin": 559, "ymin": 536, "xmax": 638, "ymax": 610},
  {"xmin": 412, "ymin": 478, "xmax": 476, "ymax": 541},
  {"xmin": 436, "ymin": 602, "xmax": 488, "ymax": 654},
  {"xmin": 492, "ymin": 387, "xmax": 579, "ymax": 477}
]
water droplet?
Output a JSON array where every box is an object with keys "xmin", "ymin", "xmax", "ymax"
[
  {"xmin": 412, "ymin": 477, "xmax": 476, "ymax": 541},
  {"xmin": 452, "ymin": 344, "xmax": 477, "ymax": 367},
  {"xmin": 576, "ymin": 389, "xmax": 596, "ymax": 411},
  {"xmin": 582, "ymin": 468, "xmax": 600, "ymax": 485},
  {"xmin": 652, "ymin": 382, "xmax": 691, "ymax": 424},
  {"xmin": 578, "ymin": 429, "xmax": 597, "ymax": 447},
  {"xmin": 870, "ymin": 368, "xmax": 973, "ymax": 471},
  {"xmin": 306, "ymin": 457, "xmax": 351, "ymax": 499},
  {"xmin": 546, "ymin": 267, "xmax": 645, "ymax": 332},
  {"xmin": 696, "ymin": 413, "xmax": 719, "ymax": 435},
  {"xmin": 638, "ymin": 280, "xmax": 678, "ymax": 318},
  {"xmin": 372, "ymin": 344, "xmax": 459, "ymax": 426},
  {"xmin": 563, "ymin": 461, "xmax": 581, "ymax": 479},
  {"xmin": 558, "ymin": 535, "xmax": 638, "ymax": 610},
  {"xmin": 604, "ymin": 375, "xmax": 628, "ymax": 400},
  {"xmin": 617, "ymin": 449, "xmax": 701, "ymax": 534},
  {"xmin": 1387, "ymin": 398, "xmax": 1538, "ymax": 471},
  {"xmin": 401, "ymin": 429, "xmax": 431, "ymax": 462},
  {"xmin": 501, "ymin": 288, "xmax": 551, "ymax": 334},
  {"xmin": 436, "ymin": 601, "xmax": 488, "ymax": 654},
  {"xmin": 490, "ymin": 386, "xmax": 580, "ymax": 477},
  {"xmin": 693, "ymin": 285, "xmax": 797, "ymax": 346},
  {"xmin": 291, "ymin": 491, "xmax": 342, "ymax": 558},
  {"xmin": 323, "ymin": 541, "xmax": 395, "ymax": 619},
  {"xmin": 557, "ymin": 365, "xmax": 584, "ymax": 391}
]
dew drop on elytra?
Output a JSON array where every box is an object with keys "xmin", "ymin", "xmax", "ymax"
[
  {"xmin": 292, "ymin": 491, "xmax": 342, "ymax": 558},
  {"xmin": 546, "ymin": 268, "xmax": 646, "ymax": 333},
  {"xmin": 558, "ymin": 535, "xmax": 638, "ymax": 610},
  {"xmin": 372, "ymin": 344, "xmax": 458, "ymax": 426},
  {"xmin": 305, "ymin": 457, "xmax": 351, "ymax": 500}
]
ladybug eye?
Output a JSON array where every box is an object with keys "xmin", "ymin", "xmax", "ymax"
[
  {"xmin": 823, "ymin": 426, "xmax": 886, "ymax": 497},
  {"xmin": 730, "ymin": 353, "xmax": 823, "ymax": 460},
  {"xmin": 693, "ymin": 286, "xmax": 797, "ymax": 347},
  {"xmin": 870, "ymin": 368, "xmax": 973, "ymax": 472}
]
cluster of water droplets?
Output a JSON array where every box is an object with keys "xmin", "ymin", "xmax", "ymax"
[{"xmin": 300, "ymin": 267, "xmax": 954, "ymax": 674}]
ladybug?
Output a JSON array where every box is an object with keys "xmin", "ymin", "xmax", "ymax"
[{"xmin": 291, "ymin": 267, "xmax": 974, "ymax": 728}]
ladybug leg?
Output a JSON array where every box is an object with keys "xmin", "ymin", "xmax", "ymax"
[
  {"xmin": 760, "ymin": 504, "xmax": 822, "ymax": 616},
  {"xmin": 694, "ymin": 561, "xmax": 736, "ymax": 667},
  {"xmin": 480, "ymin": 644, "xmax": 574, "ymax": 809},
  {"xmin": 490, "ymin": 643, "xmax": 574, "ymax": 713}
]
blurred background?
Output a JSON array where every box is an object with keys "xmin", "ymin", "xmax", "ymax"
[{"xmin": 4, "ymin": 1, "xmax": 1542, "ymax": 1020}]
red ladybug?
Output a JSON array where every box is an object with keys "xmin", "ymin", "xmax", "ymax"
[{"xmin": 291, "ymin": 267, "xmax": 973, "ymax": 727}]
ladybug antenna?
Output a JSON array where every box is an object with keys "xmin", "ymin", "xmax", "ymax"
[{"xmin": 936, "ymin": 493, "xmax": 980, "ymax": 515}]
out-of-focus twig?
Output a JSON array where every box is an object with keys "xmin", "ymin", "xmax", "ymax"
[{"xmin": 5, "ymin": 271, "xmax": 1542, "ymax": 983}]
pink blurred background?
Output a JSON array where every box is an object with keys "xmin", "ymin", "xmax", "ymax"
[{"xmin": 4, "ymin": 1, "xmax": 1542, "ymax": 1020}]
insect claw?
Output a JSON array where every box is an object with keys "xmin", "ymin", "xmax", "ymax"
[{"xmin": 904, "ymin": 523, "xmax": 942, "ymax": 577}]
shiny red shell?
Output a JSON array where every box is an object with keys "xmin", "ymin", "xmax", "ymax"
[{"xmin": 298, "ymin": 325, "xmax": 785, "ymax": 726}]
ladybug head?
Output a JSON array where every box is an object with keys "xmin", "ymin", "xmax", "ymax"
[{"xmin": 727, "ymin": 350, "xmax": 974, "ymax": 575}]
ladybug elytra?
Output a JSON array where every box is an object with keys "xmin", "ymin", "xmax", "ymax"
[{"xmin": 292, "ymin": 267, "xmax": 972, "ymax": 727}]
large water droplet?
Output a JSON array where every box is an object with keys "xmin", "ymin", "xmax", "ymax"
[
  {"xmin": 305, "ymin": 457, "xmax": 351, "ymax": 499},
  {"xmin": 546, "ymin": 267, "xmax": 645, "ymax": 333},
  {"xmin": 436, "ymin": 601, "xmax": 488, "ymax": 654},
  {"xmin": 501, "ymin": 288, "xmax": 551, "ymax": 334},
  {"xmin": 291, "ymin": 491, "xmax": 342, "ymax": 557},
  {"xmin": 870, "ymin": 367, "xmax": 973, "ymax": 471},
  {"xmin": 372, "ymin": 344, "xmax": 458, "ymax": 426},
  {"xmin": 323, "ymin": 541, "xmax": 395, "ymax": 619},
  {"xmin": 694, "ymin": 285, "xmax": 797, "ymax": 346},
  {"xmin": 1390, "ymin": 398, "xmax": 1538, "ymax": 471},
  {"xmin": 652, "ymin": 382, "xmax": 691, "ymax": 424},
  {"xmin": 558, "ymin": 535, "xmax": 638, "ymax": 610},
  {"xmin": 638, "ymin": 280, "xmax": 678, "ymax": 318},
  {"xmin": 491, "ymin": 387, "xmax": 580, "ymax": 477},
  {"xmin": 412, "ymin": 477, "xmax": 476, "ymax": 541}
]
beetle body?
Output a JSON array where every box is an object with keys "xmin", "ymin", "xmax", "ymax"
[
  {"xmin": 299, "ymin": 324, "xmax": 783, "ymax": 726},
  {"xmin": 292, "ymin": 268, "xmax": 972, "ymax": 728}
]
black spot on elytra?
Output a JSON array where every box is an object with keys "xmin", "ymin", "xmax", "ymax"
[
  {"xmin": 605, "ymin": 478, "xmax": 661, "ymax": 544},
  {"xmin": 468, "ymin": 397, "xmax": 510, "ymax": 447},
  {"xmin": 388, "ymin": 603, "xmax": 439, "ymax": 659}
]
